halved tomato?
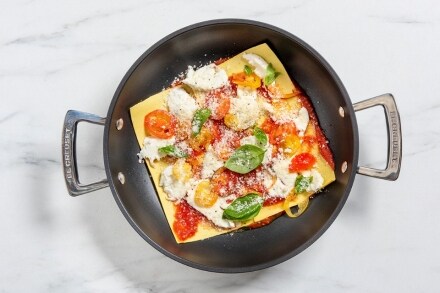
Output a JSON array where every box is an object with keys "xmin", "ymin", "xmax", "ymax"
[
  {"xmin": 144, "ymin": 109, "xmax": 175, "ymax": 139},
  {"xmin": 289, "ymin": 153, "xmax": 316, "ymax": 173},
  {"xmin": 231, "ymin": 72, "xmax": 261, "ymax": 89},
  {"xmin": 207, "ymin": 92, "xmax": 230, "ymax": 120},
  {"xmin": 270, "ymin": 123, "xmax": 296, "ymax": 146}
]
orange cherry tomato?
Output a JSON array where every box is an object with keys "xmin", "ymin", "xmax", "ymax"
[
  {"xmin": 207, "ymin": 93, "xmax": 230, "ymax": 120},
  {"xmin": 289, "ymin": 153, "xmax": 317, "ymax": 173},
  {"xmin": 270, "ymin": 123, "xmax": 296, "ymax": 146},
  {"xmin": 261, "ymin": 117, "xmax": 276, "ymax": 134},
  {"xmin": 144, "ymin": 109, "xmax": 175, "ymax": 139},
  {"xmin": 231, "ymin": 72, "xmax": 261, "ymax": 89}
]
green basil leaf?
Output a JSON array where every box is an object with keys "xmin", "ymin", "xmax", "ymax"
[
  {"xmin": 264, "ymin": 63, "xmax": 281, "ymax": 85},
  {"xmin": 244, "ymin": 64, "xmax": 253, "ymax": 75},
  {"xmin": 191, "ymin": 108, "xmax": 211, "ymax": 137},
  {"xmin": 294, "ymin": 175, "xmax": 313, "ymax": 193},
  {"xmin": 223, "ymin": 193, "xmax": 263, "ymax": 221},
  {"xmin": 224, "ymin": 144, "xmax": 265, "ymax": 174},
  {"xmin": 158, "ymin": 145, "xmax": 188, "ymax": 158},
  {"xmin": 254, "ymin": 126, "xmax": 267, "ymax": 148}
]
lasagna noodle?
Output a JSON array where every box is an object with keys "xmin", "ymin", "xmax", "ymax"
[{"xmin": 130, "ymin": 44, "xmax": 335, "ymax": 243}]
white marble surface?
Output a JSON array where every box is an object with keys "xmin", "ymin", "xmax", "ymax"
[{"xmin": 1, "ymin": 0, "xmax": 439, "ymax": 292}]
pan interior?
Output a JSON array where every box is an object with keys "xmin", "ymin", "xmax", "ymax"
[{"xmin": 104, "ymin": 20, "xmax": 357, "ymax": 272}]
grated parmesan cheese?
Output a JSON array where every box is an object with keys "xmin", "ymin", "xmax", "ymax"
[{"xmin": 228, "ymin": 87, "xmax": 261, "ymax": 130}]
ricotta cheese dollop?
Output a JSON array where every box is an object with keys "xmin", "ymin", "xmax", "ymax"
[
  {"xmin": 166, "ymin": 87, "xmax": 199, "ymax": 123},
  {"xmin": 302, "ymin": 169, "xmax": 324, "ymax": 192},
  {"xmin": 242, "ymin": 53, "xmax": 268, "ymax": 79},
  {"xmin": 267, "ymin": 156, "xmax": 297, "ymax": 198},
  {"xmin": 159, "ymin": 164, "xmax": 192, "ymax": 201},
  {"xmin": 138, "ymin": 136, "xmax": 175, "ymax": 163},
  {"xmin": 183, "ymin": 64, "xmax": 229, "ymax": 91},
  {"xmin": 201, "ymin": 146, "xmax": 224, "ymax": 179}
]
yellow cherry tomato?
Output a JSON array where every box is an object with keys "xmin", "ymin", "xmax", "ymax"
[{"xmin": 194, "ymin": 180, "xmax": 218, "ymax": 208}]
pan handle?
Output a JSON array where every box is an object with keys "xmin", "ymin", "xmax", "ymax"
[
  {"xmin": 353, "ymin": 93, "xmax": 402, "ymax": 180},
  {"xmin": 62, "ymin": 110, "xmax": 109, "ymax": 196}
]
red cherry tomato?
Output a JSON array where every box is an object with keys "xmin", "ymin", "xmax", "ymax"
[
  {"xmin": 144, "ymin": 109, "xmax": 175, "ymax": 139},
  {"xmin": 289, "ymin": 153, "xmax": 317, "ymax": 173}
]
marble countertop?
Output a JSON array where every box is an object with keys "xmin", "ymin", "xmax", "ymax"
[{"xmin": 1, "ymin": 0, "xmax": 439, "ymax": 292}]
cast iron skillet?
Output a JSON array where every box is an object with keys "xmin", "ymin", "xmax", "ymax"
[{"xmin": 62, "ymin": 19, "xmax": 402, "ymax": 273}]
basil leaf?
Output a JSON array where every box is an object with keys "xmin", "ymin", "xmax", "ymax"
[
  {"xmin": 224, "ymin": 144, "xmax": 265, "ymax": 174},
  {"xmin": 264, "ymin": 63, "xmax": 281, "ymax": 85},
  {"xmin": 244, "ymin": 65, "xmax": 253, "ymax": 75},
  {"xmin": 295, "ymin": 175, "xmax": 313, "ymax": 193},
  {"xmin": 158, "ymin": 145, "xmax": 188, "ymax": 158},
  {"xmin": 254, "ymin": 127, "xmax": 267, "ymax": 148},
  {"xmin": 223, "ymin": 193, "xmax": 263, "ymax": 221},
  {"xmin": 191, "ymin": 108, "xmax": 211, "ymax": 137}
]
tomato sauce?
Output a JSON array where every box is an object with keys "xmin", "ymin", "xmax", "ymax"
[
  {"xmin": 297, "ymin": 95, "xmax": 335, "ymax": 169},
  {"xmin": 173, "ymin": 200, "xmax": 204, "ymax": 241}
]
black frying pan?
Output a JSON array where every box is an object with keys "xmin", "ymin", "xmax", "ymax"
[{"xmin": 62, "ymin": 19, "xmax": 402, "ymax": 273}]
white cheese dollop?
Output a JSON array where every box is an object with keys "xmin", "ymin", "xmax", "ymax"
[
  {"xmin": 228, "ymin": 87, "xmax": 260, "ymax": 130},
  {"xmin": 159, "ymin": 165, "xmax": 191, "ymax": 201},
  {"xmin": 201, "ymin": 146, "xmax": 224, "ymax": 179},
  {"xmin": 302, "ymin": 169, "xmax": 324, "ymax": 192},
  {"xmin": 268, "ymin": 178, "xmax": 295, "ymax": 198},
  {"xmin": 138, "ymin": 136, "xmax": 175, "ymax": 163},
  {"xmin": 242, "ymin": 53, "xmax": 268, "ymax": 79},
  {"xmin": 183, "ymin": 64, "xmax": 229, "ymax": 91},
  {"xmin": 186, "ymin": 181, "xmax": 235, "ymax": 228},
  {"xmin": 166, "ymin": 87, "xmax": 198, "ymax": 123},
  {"xmin": 272, "ymin": 156, "xmax": 296, "ymax": 185},
  {"xmin": 294, "ymin": 107, "xmax": 310, "ymax": 136},
  {"xmin": 267, "ymin": 156, "xmax": 297, "ymax": 198}
]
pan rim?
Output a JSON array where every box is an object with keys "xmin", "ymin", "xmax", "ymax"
[{"xmin": 103, "ymin": 18, "xmax": 359, "ymax": 273}]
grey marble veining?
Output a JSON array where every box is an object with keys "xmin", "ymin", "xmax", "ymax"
[{"xmin": 1, "ymin": 0, "xmax": 439, "ymax": 292}]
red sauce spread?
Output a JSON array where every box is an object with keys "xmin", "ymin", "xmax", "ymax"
[
  {"xmin": 173, "ymin": 200, "xmax": 204, "ymax": 241},
  {"xmin": 297, "ymin": 95, "xmax": 335, "ymax": 169}
]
